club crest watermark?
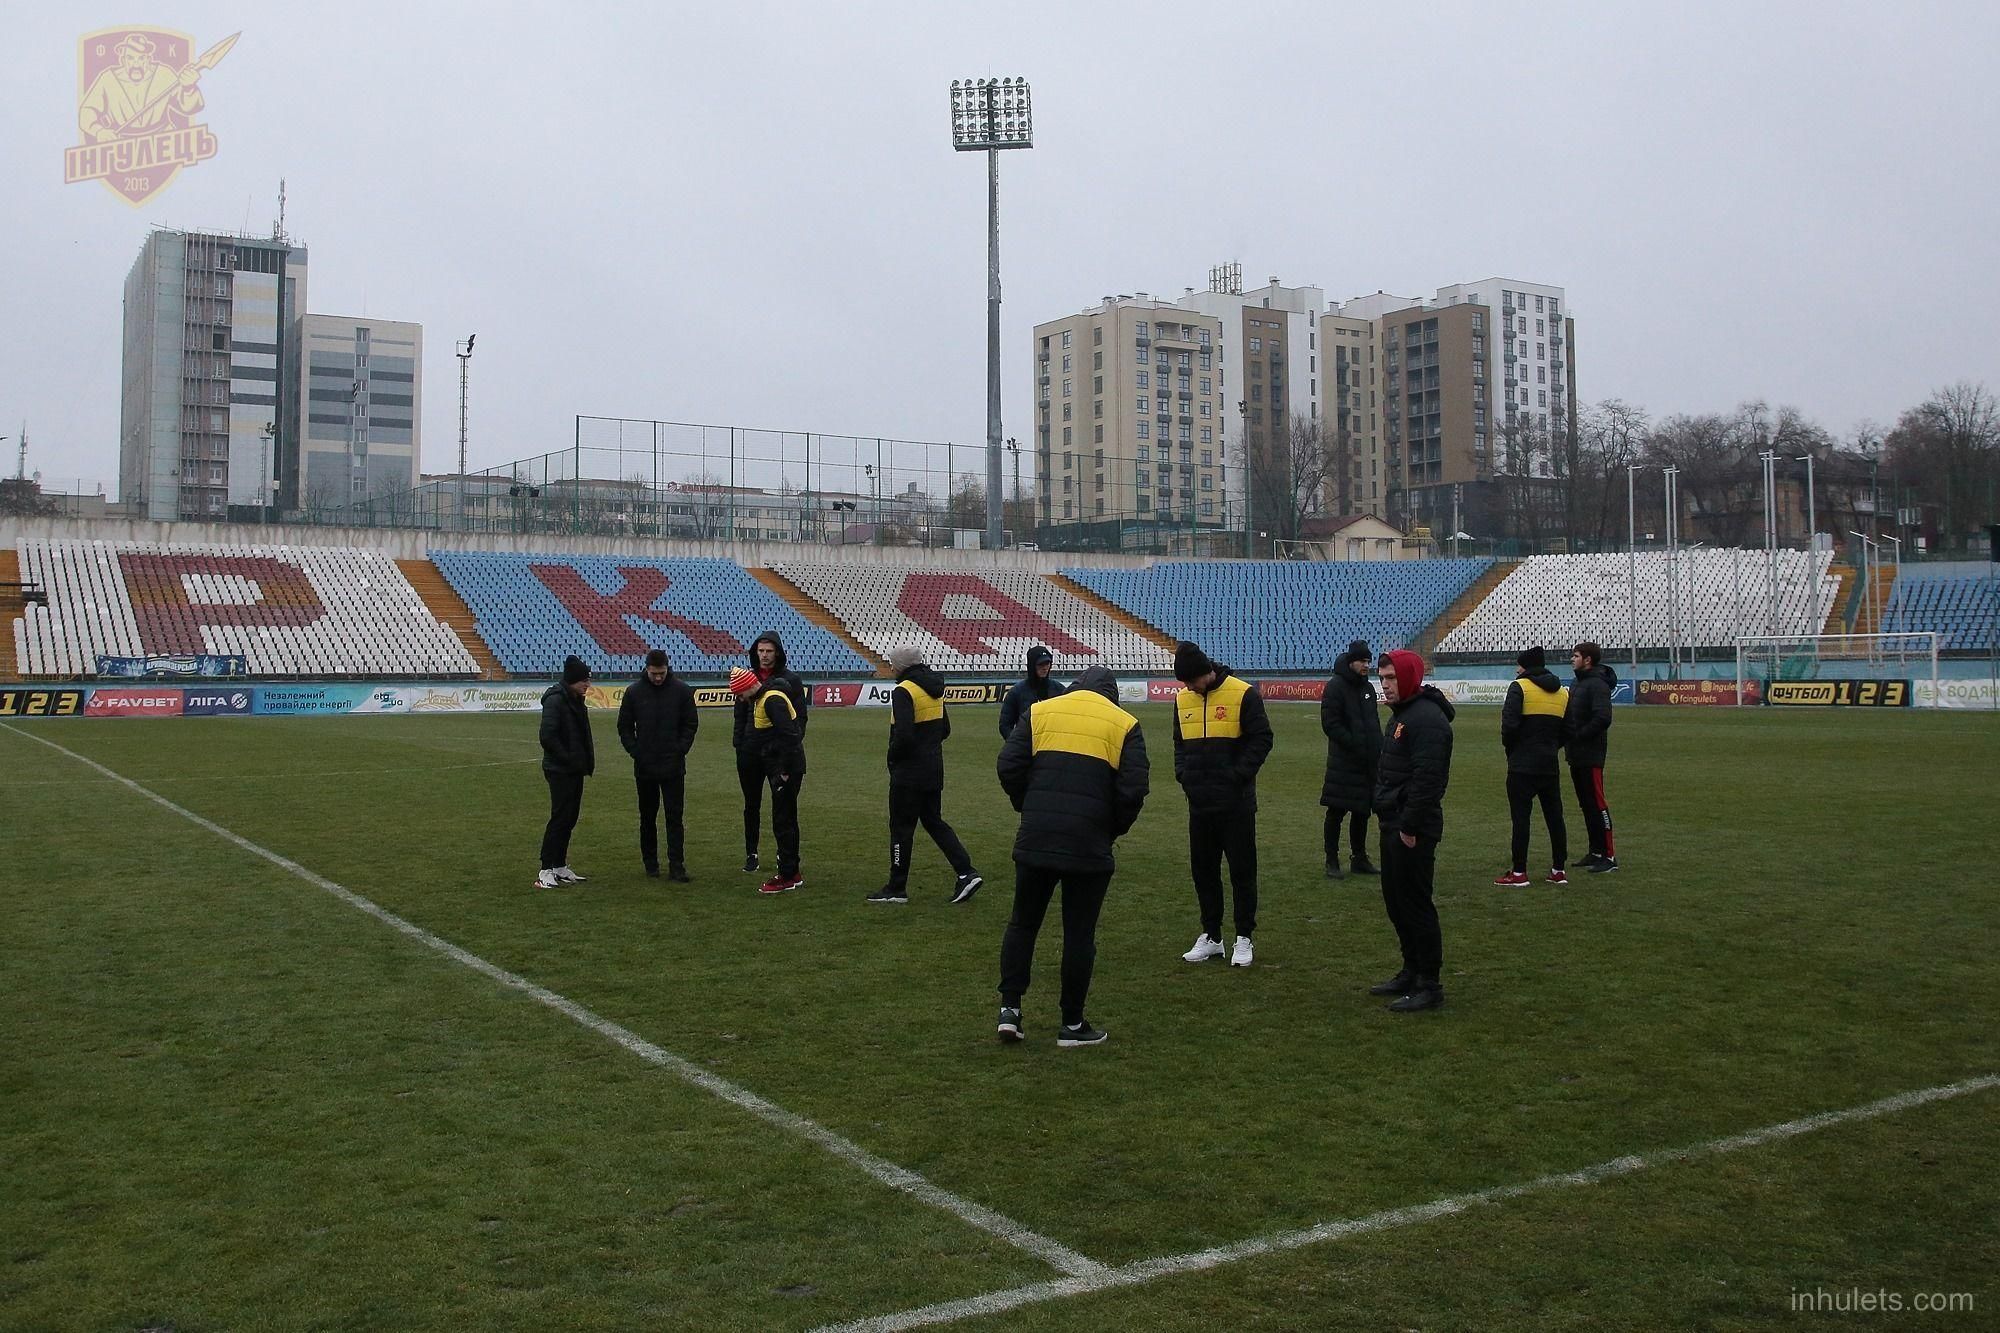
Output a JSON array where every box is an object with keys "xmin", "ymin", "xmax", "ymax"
[{"xmin": 65, "ymin": 27, "xmax": 239, "ymax": 205}]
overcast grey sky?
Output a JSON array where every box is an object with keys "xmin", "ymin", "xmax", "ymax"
[{"xmin": 6, "ymin": 0, "xmax": 1997, "ymax": 494}]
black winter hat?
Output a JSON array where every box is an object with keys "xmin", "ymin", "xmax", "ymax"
[
  {"xmin": 1026, "ymin": 645, "xmax": 1053, "ymax": 671},
  {"xmin": 1517, "ymin": 645, "xmax": 1546, "ymax": 673},
  {"xmin": 1174, "ymin": 640, "xmax": 1216, "ymax": 684},
  {"xmin": 1342, "ymin": 639, "xmax": 1371, "ymax": 666},
  {"xmin": 562, "ymin": 654, "xmax": 591, "ymax": 684}
]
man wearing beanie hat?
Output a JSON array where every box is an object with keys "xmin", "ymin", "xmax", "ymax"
[
  {"xmin": 1319, "ymin": 640, "xmax": 1382, "ymax": 880},
  {"xmin": 730, "ymin": 663, "xmax": 807, "ymax": 893},
  {"xmin": 1495, "ymin": 646, "xmax": 1570, "ymax": 888},
  {"xmin": 1171, "ymin": 640, "xmax": 1273, "ymax": 969},
  {"xmin": 868, "ymin": 644, "xmax": 983, "ymax": 905},
  {"xmin": 535, "ymin": 655, "xmax": 597, "ymax": 889},
  {"xmin": 1367, "ymin": 648, "xmax": 1455, "ymax": 1011},
  {"xmin": 618, "ymin": 648, "xmax": 699, "ymax": 882}
]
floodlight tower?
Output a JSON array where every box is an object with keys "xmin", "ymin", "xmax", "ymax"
[
  {"xmin": 950, "ymin": 76, "xmax": 1033, "ymax": 553},
  {"xmin": 456, "ymin": 334, "xmax": 476, "ymax": 530}
]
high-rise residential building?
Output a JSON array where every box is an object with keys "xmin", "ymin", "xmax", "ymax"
[
  {"xmin": 1031, "ymin": 297, "xmax": 1227, "ymax": 547},
  {"xmin": 297, "ymin": 315, "xmax": 423, "ymax": 511},
  {"xmin": 120, "ymin": 229, "xmax": 308, "ymax": 521},
  {"xmin": 1319, "ymin": 305, "xmax": 1383, "ymax": 521}
]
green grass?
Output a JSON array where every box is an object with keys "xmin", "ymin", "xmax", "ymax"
[{"xmin": 2, "ymin": 703, "xmax": 1996, "ymax": 1331}]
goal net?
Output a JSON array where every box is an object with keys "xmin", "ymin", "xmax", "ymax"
[{"xmin": 1734, "ymin": 632, "xmax": 1939, "ymax": 706}]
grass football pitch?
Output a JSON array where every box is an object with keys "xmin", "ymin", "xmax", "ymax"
[{"xmin": 3, "ymin": 702, "xmax": 1996, "ymax": 1331}]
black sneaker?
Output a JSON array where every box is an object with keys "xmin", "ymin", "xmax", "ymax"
[
  {"xmin": 1324, "ymin": 861, "xmax": 1346, "ymax": 880},
  {"xmin": 1367, "ymin": 969, "xmax": 1416, "ymax": 997},
  {"xmin": 1586, "ymin": 857, "xmax": 1619, "ymax": 874},
  {"xmin": 865, "ymin": 886, "xmax": 909, "ymax": 905},
  {"xmin": 1349, "ymin": 857, "xmax": 1380, "ymax": 876},
  {"xmin": 1575, "ymin": 853, "xmax": 1605, "ymax": 869},
  {"xmin": 1388, "ymin": 981, "xmax": 1445, "ymax": 1013},
  {"xmin": 743, "ymin": 852, "xmax": 760, "ymax": 874},
  {"xmin": 667, "ymin": 865, "xmax": 692, "ymax": 883},
  {"xmin": 1056, "ymin": 1022, "xmax": 1108, "ymax": 1047},
  {"xmin": 644, "ymin": 864, "xmax": 660, "ymax": 878},
  {"xmin": 997, "ymin": 1007, "xmax": 1024, "ymax": 1043},
  {"xmin": 950, "ymin": 872, "xmax": 984, "ymax": 904}
]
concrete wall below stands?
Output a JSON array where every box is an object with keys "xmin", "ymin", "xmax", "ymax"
[{"xmin": 0, "ymin": 516, "xmax": 1159, "ymax": 573}]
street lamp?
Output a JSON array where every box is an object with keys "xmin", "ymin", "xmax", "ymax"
[
  {"xmin": 1797, "ymin": 451, "xmax": 1819, "ymax": 636},
  {"xmin": 1626, "ymin": 463, "xmax": 1649, "ymax": 673},
  {"xmin": 260, "ymin": 420, "xmax": 275, "ymax": 524},
  {"xmin": 949, "ymin": 76, "xmax": 1032, "ymax": 553},
  {"xmin": 456, "ymin": 334, "xmax": 476, "ymax": 531},
  {"xmin": 1238, "ymin": 398, "xmax": 1251, "ymax": 555}
]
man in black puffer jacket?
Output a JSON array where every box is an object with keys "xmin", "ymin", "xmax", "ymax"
[
  {"xmin": 1170, "ymin": 641, "xmax": 1273, "ymax": 969},
  {"xmin": 1564, "ymin": 640, "xmax": 1619, "ymax": 874},
  {"xmin": 868, "ymin": 645, "xmax": 982, "ymax": 905},
  {"xmin": 1368, "ymin": 648, "xmax": 1454, "ymax": 1012},
  {"xmin": 617, "ymin": 648, "xmax": 699, "ymax": 882},
  {"xmin": 998, "ymin": 645, "xmax": 1064, "ymax": 739},
  {"xmin": 1319, "ymin": 638, "xmax": 1382, "ymax": 880},
  {"xmin": 536, "ymin": 654, "xmax": 597, "ymax": 890},
  {"xmin": 994, "ymin": 665, "xmax": 1148, "ymax": 1048},
  {"xmin": 1495, "ymin": 645, "xmax": 1569, "ymax": 887},
  {"xmin": 731, "ymin": 631, "xmax": 810, "ymax": 875}
]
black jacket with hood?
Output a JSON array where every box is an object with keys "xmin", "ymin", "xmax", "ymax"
[
  {"xmin": 539, "ymin": 683, "xmax": 596, "ymax": 777},
  {"xmin": 997, "ymin": 666, "xmax": 1149, "ymax": 874},
  {"xmin": 1373, "ymin": 686, "xmax": 1456, "ymax": 842},
  {"xmin": 1319, "ymin": 659, "xmax": 1382, "ymax": 811},
  {"xmin": 998, "ymin": 646, "xmax": 1064, "ymax": 738},
  {"xmin": 887, "ymin": 663, "xmax": 952, "ymax": 791},
  {"xmin": 1500, "ymin": 668, "xmax": 1569, "ymax": 775},
  {"xmin": 617, "ymin": 668, "xmax": 699, "ymax": 780},
  {"xmin": 1563, "ymin": 663, "xmax": 1617, "ymax": 769},
  {"xmin": 732, "ymin": 631, "xmax": 810, "ymax": 755}
]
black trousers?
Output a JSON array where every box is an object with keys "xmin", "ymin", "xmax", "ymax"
[
  {"xmin": 636, "ymin": 770, "xmax": 686, "ymax": 871},
  {"xmin": 736, "ymin": 752, "xmax": 765, "ymax": 855},
  {"xmin": 1379, "ymin": 829, "xmax": 1442, "ymax": 979},
  {"xmin": 541, "ymin": 771, "xmax": 584, "ymax": 870},
  {"xmin": 1569, "ymin": 764, "xmax": 1615, "ymax": 860},
  {"xmin": 998, "ymin": 864, "xmax": 1111, "ymax": 1027},
  {"xmin": 1323, "ymin": 806, "xmax": 1371, "ymax": 865},
  {"xmin": 1506, "ymin": 771, "xmax": 1568, "ymax": 873},
  {"xmin": 888, "ymin": 783, "xmax": 973, "ymax": 890},
  {"xmin": 770, "ymin": 773, "xmax": 803, "ymax": 877},
  {"xmin": 1191, "ymin": 808, "xmax": 1257, "ymax": 939}
]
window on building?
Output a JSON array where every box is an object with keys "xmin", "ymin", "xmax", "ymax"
[
  {"xmin": 1197, "ymin": 329, "xmax": 1211, "ymax": 345},
  {"xmin": 1063, "ymin": 451, "xmax": 1072, "ymax": 469},
  {"xmin": 1199, "ymin": 402, "xmax": 1211, "ymax": 417},
  {"xmin": 1249, "ymin": 337, "xmax": 1262, "ymax": 352},
  {"xmin": 1535, "ymin": 294, "xmax": 1545, "ymax": 311},
  {"xmin": 1137, "ymin": 372, "xmax": 1149, "ymax": 389},
  {"xmin": 1200, "ymin": 450, "xmax": 1212, "ymax": 465},
  {"xmin": 1095, "ymin": 499, "xmax": 1105, "ymax": 515},
  {"xmin": 1062, "ymin": 378, "xmax": 1071, "ymax": 397},
  {"xmin": 1092, "ymin": 326, "xmax": 1103, "ymax": 345},
  {"xmin": 1200, "ymin": 475, "xmax": 1213, "ymax": 491},
  {"xmin": 1201, "ymin": 500, "xmax": 1214, "ymax": 516},
  {"xmin": 1200, "ymin": 427, "xmax": 1213, "ymax": 443},
  {"xmin": 1538, "ymin": 391, "xmax": 1548, "ymax": 407},
  {"xmin": 1093, "ymin": 375, "xmax": 1103, "ymax": 394},
  {"xmin": 1472, "ymin": 311, "xmax": 1484, "ymax": 331},
  {"xmin": 1138, "ymin": 494, "xmax": 1151, "ymax": 512},
  {"xmin": 1063, "ymin": 427, "xmax": 1071, "ymax": 444},
  {"xmin": 1136, "ymin": 396, "xmax": 1148, "ymax": 411},
  {"xmin": 1062, "ymin": 403, "xmax": 1071, "ymax": 421},
  {"xmin": 1198, "ymin": 376, "xmax": 1211, "ymax": 394},
  {"xmin": 1094, "ymin": 425, "xmax": 1104, "ymax": 442},
  {"xmin": 1061, "ymin": 331, "xmax": 1072, "ymax": 347},
  {"xmin": 1062, "ymin": 354, "xmax": 1071, "ymax": 372},
  {"xmin": 1137, "ymin": 422, "xmax": 1150, "ymax": 439}
]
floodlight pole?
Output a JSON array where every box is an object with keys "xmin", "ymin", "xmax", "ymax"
[
  {"xmin": 456, "ymin": 334, "xmax": 475, "ymax": 531},
  {"xmin": 1798, "ymin": 452, "xmax": 1818, "ymax": 634},
  {"xmin": 1627, "ymin": 463, "xmax": 1642, "ymax": 674},
  {"xmin": 951, "ymin": 77, "xmax": 1033, "ymax": 553}
]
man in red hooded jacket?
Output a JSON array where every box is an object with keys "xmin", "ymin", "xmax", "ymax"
[{"xmin": 1367, "ymin": 649, "xmax": 1455, "ymax": 1012}]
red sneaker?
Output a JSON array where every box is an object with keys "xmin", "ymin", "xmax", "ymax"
[
  {"xmin": 1492, "ymin": 871, "xmax": 1531, "ymax": 887},
  {"xmin": 1545, "ymin": 869, "xmax": 1569, "ymax": 885},
  {"xmin": 759, "ymin": 874, "xmax": 803, "ymax": 895}
]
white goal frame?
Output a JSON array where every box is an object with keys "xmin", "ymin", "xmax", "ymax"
[{"xmin": 1734, "ymin": 632, "xmax": 1939, "ymax": 707}]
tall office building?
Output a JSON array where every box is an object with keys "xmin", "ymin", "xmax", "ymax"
[
  {"xmin": 297, "ymin": 314, "xmax": 423, "ymax": 510},
  {"xmin": 1032, "ymin": 298, "xmax": 1228, "ymax": 546},
  {"xmin": 120, "ymin": 229, "xmax": 308, "ymax": 521}
]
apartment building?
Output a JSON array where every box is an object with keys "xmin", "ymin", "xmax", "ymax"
[{"xmin": 298, "ymin": 314, "xmax": 423, "ymax": 510}]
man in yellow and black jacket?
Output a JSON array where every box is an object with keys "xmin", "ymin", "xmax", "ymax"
[
  {"xmin": 729, "ymin": 666, "xmax": 806, "ymax": 895},
  {"xmin": 994, "ymin": 665, "xmax": 1148, "ymax": 1047},
  {"xmin": 1171, "ymin": 642, "xmax": 1274, "ymax": 969},
  {"xmin": 867, "ymin": 645, "xmax": 982, "ymax": 905},
  {"xmin": 1495, "ymin": 645, "xmax": 1570, "ymax": 887}
]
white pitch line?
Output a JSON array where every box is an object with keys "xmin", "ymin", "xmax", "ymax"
[
  {"xmin": 0, "ymin": 757, "xmax": 537, "ymax": 789},
  {"xmin": 813, "ymin": 1073, "xmax": 2000, "ymax": 1333},
  {"xmin": 3, "ymin": 723, "xmax": 1104, "ymax": 1281}
]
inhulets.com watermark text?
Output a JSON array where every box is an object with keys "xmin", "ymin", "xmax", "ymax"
[{"xmin": 1791, "ymin": 1286, "xmax": 1976, "ymax": 1315}]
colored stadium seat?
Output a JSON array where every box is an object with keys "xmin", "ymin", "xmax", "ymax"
[{"xmin": 1881, "ymin": 562, "xmax": 2000, "ymax": 652}]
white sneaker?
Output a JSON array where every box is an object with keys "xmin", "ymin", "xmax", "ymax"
[
  {"xmin": 552, "ymin": 866, "xmax": 587, "ymax": 884},
  {"xmin": 1182, "ymin": 933, "xmax": 1225, "ymax": 963},
  {"xmin": 1230, "ymin": 936, "xmax": 1254, "ymax": 968},
  {"xmin": 533, "ymin": 868, "xmax": 560, "ymax": 889}
]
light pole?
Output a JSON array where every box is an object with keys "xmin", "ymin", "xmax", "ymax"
[
  {"xmin": 1848, "ymin": 530, "xmax": 1877, "ymax": 648},
  {"xmin": 456, "ymin": 334, "xmax": 476, "ymax": 531},
  {"xmin": 950, "ymin": 77, "xmax": 1032, "ymax": 553},
  {"xmin": 1662, "ymin": 465, "xmax": 1681, "ymax": 671},
  {"xmin": 1798, "ymin": 451, "xmax": 1819, "ymax": 634},
  {"xmin": 1239, "ymin": 398, "xmax": 1251, "ymax": 557},
  {"xmin": 1627, "ymin": 463, "xmax": 1644, "ymax": 673},
  {"xmin": 260, "ymin": 420, "xmax": 275, "ymax": 524},
  {"xmin": 1005, "ymin": 436, "xmax": 1021, "ymax": 544}
]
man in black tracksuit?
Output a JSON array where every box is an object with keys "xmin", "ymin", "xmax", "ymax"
[
  {"xmin": 536, "ymin": 654, "xmax": 596, "ymax": 889},
  {"xmin": 1496, "ymin": 645, "xmax": 1569, "ymax": 886},
  {"xmin": 868, "ymin": 645, "xmax": 982, "ymax": 905},
  {"xmin": 617, "ymin": 648, "xmax": 699, "ymax": 881},
  {"xmin": 730, "ymin": 665, "xmax": 806, "ymax": 893},
  {"xmin": 1170, "ymin": 641, "xmax": 1274, "ymax": 969},
  {"xmin": 1369, "ymin": 648, "xmax": 1454, "ymax": 1012},
  {"xmin": 1565, "ymin": 640, "xmax": 1619, "ymax": 874},
  {"xmin": 995, "ymin": 665, "xmax": 1148, "ymax": 1047},
  {"xmin": 998, "ymin": 645, "xmax": 1064, "ymax": 739},
  {"xmin": 731, "ymin": 631, "xmax": 809, "ymax": 875},
  {"xmin": 1319, "ymin": 638, "xmax": 1382, "ymax": 880}
]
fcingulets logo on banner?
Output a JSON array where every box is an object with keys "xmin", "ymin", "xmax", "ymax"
[{"xmin": 67, "ymin": 28, "xmax": 239, "ymax": 204}]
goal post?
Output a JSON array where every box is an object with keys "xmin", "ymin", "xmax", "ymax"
[{"xmin": 1734, "ymin": 632, "xmax": 1939, "ymax": 707}]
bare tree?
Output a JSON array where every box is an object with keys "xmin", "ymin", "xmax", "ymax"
[
  {"xmin": 1570, "ymin": 399, "xmax": 1650, "ymax": 550},
  {"xmin": 1885, "ymin": 381, "xmax": 2000, "ymax": 549},
  {"xmin": 1249, "ymin": 412, "xmax": 1334, "ymax": 545}
]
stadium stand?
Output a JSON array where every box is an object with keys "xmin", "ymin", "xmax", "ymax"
[
  {"xmin": 11, "ymin": 540, "xmax": 478, "ymax": 678},
  {"xmin": 1881, "ymin": 563, "xmax": 2000, "ymax": 651},
  {"xmin": 1438, "ymin": 549, "xmax": 1839, "ymax": 654},
  {"xmin": 770, "ymin": 564, "xmax": 1173, "ymax": 675},
  {"xmin": 430, "ymin": 551, "xmax": 872, "ymax": 678},
  {"xmin": 1062, "ymin": 559, "xmax": 1491, "ymax": 672}
]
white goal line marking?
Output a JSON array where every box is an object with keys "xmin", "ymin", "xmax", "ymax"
[
  {"xmin": 3, "ymin": 723, "xmax": 1104, "ymax": 1281},
  {"xmin": 811, "ymin": 1071, "xmax": 2000, "ymax": 1333}
]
